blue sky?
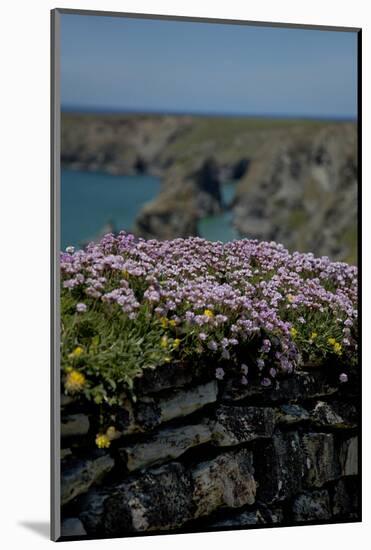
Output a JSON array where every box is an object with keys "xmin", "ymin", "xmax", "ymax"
[{"xmin": 60, "ymin": 14, "xmax": 358, "ymax": 118}]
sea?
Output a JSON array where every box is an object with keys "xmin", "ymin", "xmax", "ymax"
[{"xmin": 61, "ymin": 169, "xmax": 237, "ymax": 249}]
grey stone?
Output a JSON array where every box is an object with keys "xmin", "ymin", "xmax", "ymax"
[
  {"xmin": 340, "ymin": 437, "xmax": 358, "ymax": 476},
  {"xmin": 332, "ymin": 479, "xmax": 352, "ymax": 517},
  {"xmin": 61, "ymin": 452, "xmax": 114, "ymax": 506},
  {"xmin": 209, "ymin": 509, "xmax": 265, "ymax": 527},
  {"xmin": 134, "ymin": 361, "xmax": 212, "ymax": 394},
  {"xmin": 114, "ymin": 397, "xmax": 143, "ymax": 436},
  {"xmin": 79, "ymin": 488, "xmax": 111, "ymax": 535},
  {"xmin": 60, "ymin": 448, "xmax": 72, "ymax": 460},
  {"xmin": 222, "ymin": 371, "xmax": 338, "ymax": 403},
  {"xmin": 310, "ymin": 401, "xmax": 356, "ymax": 429},
  {"xmin": 192, "ymin": 449, "xmax": 256, "ymax": 518},
  {"xmin": 256, "ymin": 432, "xmax": 304, "ymax": 503},
  {"xmin": 103, "ymin": 462, "xmax": 193, "ymax": 534},
  {"xmin": 209, "ymin": 505, "xmax": 283, "ymax": 528},
  {"xmin": 61, "ymin": 518, "xmax": 87, "ymax": 537},
  {"xmin": 293, "ymin": 490, "xmax": 331, "ymax": 522},
  {"xmin": 61, "ymin": 394, "xmax": 75, "ymax": 408},
  {"xmin": 61, "ymin": 414, "xmax": 90, "ymax": 438},
  {"xmin": 211, "ymin": 405, "xmax": 275, "ymax": 446},
  {"xmin": 136, "ymin": 381, "xmax": 218, "ymax": 430},
  {"xmin": 276, "ymin": 404, "xmax": 310, "ymax": 424},
  {"xmin": 302, "ymin": 433, "xmax": 340, "ymax": 487},
  {"xmin": 121, "ymin": 423, "xmax": 212, "ymax": 471}
]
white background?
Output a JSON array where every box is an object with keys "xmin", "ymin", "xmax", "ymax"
[{"xmin": 0, "ymin": 0, "xmax": 368, "ymax": 547}]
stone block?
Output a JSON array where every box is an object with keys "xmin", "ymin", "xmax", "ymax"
[
  {"xmin": 292, "ymin": 490, "xmax": 331, "ymax": 522},
  {"xmin": 103, "ymin": 462, "xmax": 193, "ymax": 534},
  {"xmin": 61, "ymin": 452, "xmax": 114, "ymax": 506},
  {"xmin": 121, "ymin": 423, "xmax": 212, "ymax": 471},
  {"xmin": 192, "ymin": 449, "xmax": 256, "ymax": 518},
  {"xmin": 61, "ymin": 518, "xmax": 87, "ymax": 537},
  {"xmin": 134, "ymin": 361, "xmax": 212, "ymax": 394},
  {"xmin": 61, "ymin": 414, "xmax": 89, "ymax": 438},
  {"xmin": 211, "ymin": 405, "xmax": 275, "ymax": 446},
  {"xmin": 222, "ymin": 371, "xmax": 338, "ymax": 403},
  {"xmin": 310, "ymin": 401, "xmax": 357, "ymax": 429},
  {"xmin": 256, "ymin": 432, "xmax": 304, "ymax": 503},
  {"xmin": 135, "ymin": 381, "xmax": 218, "ymax": 430},
  {"xmin": 340, "ymin": 437, "xmax": 358, "ymax": 476},
  {"xmin": 302, "ymin": 433, "xmax": 340, "ymax": 487},
  {"xmin": 276, "ymin": 404, "xmax": 310, "ymax": 424},
  {"xmin": 332, "ymin": 479, "xmax": 352, "ymax": 517}
]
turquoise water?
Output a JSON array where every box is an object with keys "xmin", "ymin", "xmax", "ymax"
[
  {"xmin": 198, "ymin": 181, "xmax": 238, "ymax": 243},
  {"xmin": 61, "ymin": 169, "xmax": 238, "ymax": 248},
  {"xmin": 198, "ymin": 211, "xmax": 238, "ymax": 242},
  {"xmin": 61, "ymin": 169, "xmax": 161, "ymax": 249}
]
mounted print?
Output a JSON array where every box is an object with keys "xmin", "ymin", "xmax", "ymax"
[{"xmin": 51, "ymin": 9, "xmax": 361, "ymax": 541}]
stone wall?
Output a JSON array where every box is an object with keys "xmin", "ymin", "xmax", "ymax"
[{"xmin": 60, "ymin": 363, "xmax": 360, "ymax": 539}]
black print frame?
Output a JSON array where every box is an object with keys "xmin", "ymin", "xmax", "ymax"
[{"xmin": 51, "ymin": 8, "xmax": 362, "ymax": 542}]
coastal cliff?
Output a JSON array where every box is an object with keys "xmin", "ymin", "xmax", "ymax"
[{"xmin": 61, "ymin": 113, "xmax": 357, "ymax": 262}]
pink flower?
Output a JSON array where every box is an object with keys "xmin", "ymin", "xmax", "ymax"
[
  {"xmin": 339, "ymin": 373, "xmax": 348, "ymax": 383},
  {"xmin": 76, "ymin": 303, "xmax": 87, "ymax": 313}
]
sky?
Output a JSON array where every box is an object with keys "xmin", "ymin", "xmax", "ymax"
[{"xmin": 60, "ymin": 13, "xmax": 358, "ymax": 119}]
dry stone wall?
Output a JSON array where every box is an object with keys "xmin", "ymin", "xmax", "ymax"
[{"xmin": 60, "ymin": 362, "xmax": 360, "ymax": 539}]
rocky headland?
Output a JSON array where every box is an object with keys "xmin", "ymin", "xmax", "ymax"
[{"xmin": 62, "ymin": 113, "xmax": 357, "ymax": 262}]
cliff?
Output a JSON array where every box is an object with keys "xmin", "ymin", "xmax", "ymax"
[{"xmin": 61, "ymin": 113, "xmax": 357, "ymax": 262}]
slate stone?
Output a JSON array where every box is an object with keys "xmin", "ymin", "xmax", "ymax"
[
  {"xmin": 340, "ymin": 437, "xmax": 358, "ymax": 476},
  {"xmin": 208, "ymin": 504, "xmax": 283, "ymax": 528},
  {"xmin": 61, "ymin": 414, "xmax": 90, "ymax": 439},
  {"xmin": 222, "ymin": 371, "xmax": 338, "ymax": 403},
  {"xmin": 211, "ymin": 405, "xmax": 275, "ymax": 446},
  {"xmin": 61, "ymin": 518, "xmax": 87, "ymax": 537},
  {"xmin": 136, "ymin": 381, "xmax": 218, "ymax": 430},
  {"xmin": 133, "ymin": 361, "xmax": 212, "ymax": 394},
  {"xmin": 61, "ymin": 452, "xmax": 114, "ymax": 505},
  {"xmin": 302, "ymin": 433, "xmax": 340, "ymax": 487},
  {"xmin": 292, "ymin": 490, "xmax": 331, "ymax": 522},
  {"xmin": 276, "ymin": 404, "xmax": 310, "ymax": 424},
  {"xmin": 310, "ymin": 401, "xmax": 357, "ymax": 429},
  {"xmin": 103, "ymin": 462, "xmax": 194, "ymax": 534},
  {"xmin": 120, "ymin": 423, "xmax": 212, "ymax": 471},
  {"xmin": 256, "ymin": 432, "xmax": 305, "ymax": 503},
  {"xmin": 332, "ymin": 479, "xmax": 352, "ymax": 517},
  {"xmin": 192, "ymin": 449, "xmax": 256, "ymax": 518}
]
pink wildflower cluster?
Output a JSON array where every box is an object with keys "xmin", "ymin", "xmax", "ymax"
[{"xmin": 61, "ymin": 232, "xmax": 357, "ymax": 387}]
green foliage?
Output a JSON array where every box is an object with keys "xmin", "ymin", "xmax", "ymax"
[{"xmin": 61, "ymin": 294, "xmax": 173, "ymax": 405}]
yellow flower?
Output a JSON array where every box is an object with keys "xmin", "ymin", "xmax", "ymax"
[
  {"xmin": 95, "ymin": 433, "xmax": 111, "ymax": 449},
  {"xmin": 204, "ymin": 309, "xmax": 214, "ymax": 318},
  {"xmin": 328, "ymin": 337, "xmax": 336, "ymax": 345},
  {"xmin": 160, "ymin": 317, "xmax": 169, "ymax": 329},
  {"xmin": 310, "ymin": 332, "xmax": 318, "ymax": 340},
  {"xmin": 164, "ymin": 356, "xmax": 171, "ymax": 363},
  {"xmin": 65, "ymin": 369, "xmax": 86, "ymax": 393},
  {"xmin": 290, "ymin": 327, "xmax": 297, "ymax": 338},
  {"xmin": 287, "ymin": 294, "xmax": 295, "ymax": 303},
  {"xmin": 106, "ymin": 426, "xmax": 119, "ymax": 441},
  {"xmin": 169, "ymin": 319, "xmax": 177, "ymax": 328},
  {"xmin": 333, "ymin": 342, "xmax": 342, "ymax": 354},
  {"xmin": 69, "ymin": 346, "xmax": 84, "ymax": 359},
  {"xmin": 122, "ymin": 269, "xmax": 130, "ymax": 279},
  {"xmin": 161, "ymin": 335, "xmax": 168, "ymax": 348},
  {"xmin": 173, "ymin": 338, "xmax": 181, "ymax": 349}
]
